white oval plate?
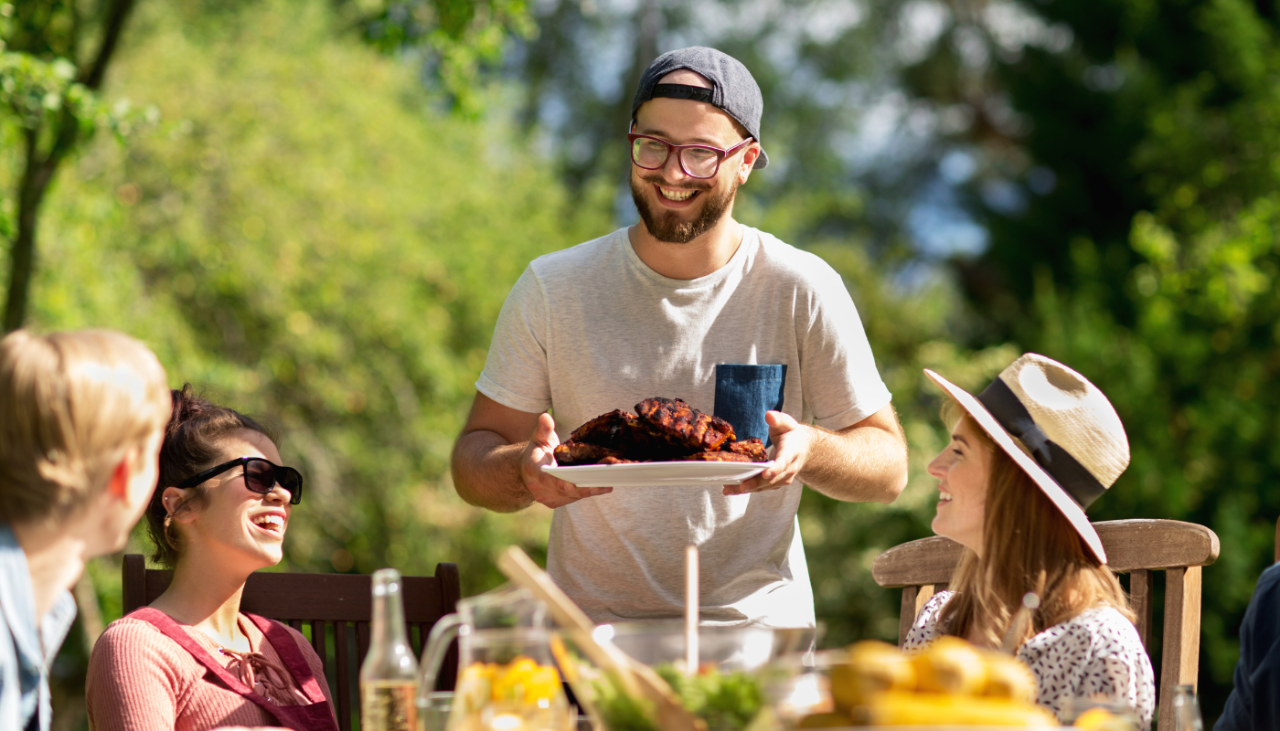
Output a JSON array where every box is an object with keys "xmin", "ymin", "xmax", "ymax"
[{"xmin": 542, "ymin": 461, "xmax": 774, "ymax": 487}]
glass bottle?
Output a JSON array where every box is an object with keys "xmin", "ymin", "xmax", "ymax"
[
  {"xmin": 361, "ymin": 568, "xmax": 420, "ymax": 731},
  {"xmin": 1172, "ymin": 684, "xmax": 1204, "ymax": 731}
]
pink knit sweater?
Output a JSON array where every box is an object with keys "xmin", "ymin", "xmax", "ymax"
[{"xmin": 86, "ymin": 613, "xmax": 335, "ymax": 731}]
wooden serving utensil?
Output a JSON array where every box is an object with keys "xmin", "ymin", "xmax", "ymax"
[{"xmin": 497, "ymin": 546, "xmax": 706, "ymax": 731}]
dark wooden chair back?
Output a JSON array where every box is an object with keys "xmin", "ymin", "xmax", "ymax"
[
  {"xmin": 123, "ymin": 555, "xmax": 461, "ymax": 731},
  {"xmin": 871, "ymin": 519, "xmax": 1218, "ymax": 726}
]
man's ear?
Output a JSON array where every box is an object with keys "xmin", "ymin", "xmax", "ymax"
[{"xmin": 738, "ymin": 145, "xmax": 761, "ymax": 184}]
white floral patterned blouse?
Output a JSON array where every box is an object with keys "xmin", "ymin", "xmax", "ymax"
[{"xmin": 904, "ymin": 591, "xmax": 1155, "ymax": 730}]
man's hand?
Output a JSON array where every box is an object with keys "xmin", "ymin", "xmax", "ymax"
[
  {"xmin": 522, "ymin": 413, "xmax": 613, "ymax": 508},
  {"xmin": 721, "ymin": 404, "xmax": 907, "ymax": 503},
  {"xmin": 724, "ymin": 411, "xmax": 808, "ymax": 495},
  {"xmin": 454, "ymin": 394, "xmax": 614, "ymax": 512}
]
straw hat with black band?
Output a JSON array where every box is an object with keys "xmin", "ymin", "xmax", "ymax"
[{"xmin": 924, "ymin": 353, "xmax": 1130, "ymax": 564}]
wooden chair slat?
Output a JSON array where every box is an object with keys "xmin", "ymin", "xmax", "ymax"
[
  {"xmin": 1097, "ymin": 521, "xmax": 1219, "ymax": 572},
  {"xmin": 1158, "ymin": 566, "xmax": 1202, "ymax": 723},
  {"xmin": 120, "ymin": 557, "xmax": 459, "ymax": 731},
  {"xmin": 123, "ymin": 554, "xmax": 147, "ymax": 613},
  {"xmin": 873, "ymin": 520, "xmax": 1219, "ymax": 588},
  {"xmin": 915, "ymin": 584, "xmax": 938, "ymax": 619},
  {"xmin": 897, "ymin": 586, "xmax": 918, "ymax": 647},
  {"xmin": 312, "ymin": 619, "xmax": 327, "ymax": 669},
  {"xmin": 1129, "ymin": 569, "xmax": 1154, "ymax": 649},
  {"xmin": 356, "ymin": 622, "xmax": 371, "ymax": 667},
  {"xmin": 436, "ymin": 562, "xmax": 462, "ymax": 692},
  {"xmin": 874, "ymin": 536, "xmax": 959, "ymax": 587},
  {"xmin": 335, "ymin": 621, "xmax": 351, "ymax": 731}
]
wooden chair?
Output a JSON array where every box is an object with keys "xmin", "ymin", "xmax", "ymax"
[
  {"xmin": 872, "ymin": 519, "xmax": 1218, "ymax": 726},
  {"xmin": 123, "ymin": 554, "xmax": 461, "ymax": 731}
]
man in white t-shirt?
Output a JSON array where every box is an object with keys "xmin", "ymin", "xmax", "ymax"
[{"xmin": 452, "ymin": 47, "xmax": 908, "ymax": 627}]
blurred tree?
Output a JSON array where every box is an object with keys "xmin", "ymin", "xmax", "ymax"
[
  {"xmin": 506, "ymin": 0, "xmax": 937, "ymax": 255},
  {"xmin": 896, "ymin": 0, "xmax": 1280, "ymax": 718},
  {"xmin": 29, "ymin": 8, "xmax": 1008, "ymax": 730},
  {"xmin": 0, "ymin": 0, "xmax": 534, "ymax": 333},
  {"xmin": 17, "ymin": 0, "xmax": 1125, "ymax": 728},
  {"xmin": 500, "ymin": 0, "xmax": 1016, "ymax": 650},
  {"xmin": 27, "ymin": 0, "xmax": 604, "ymax": 727},
  {"xmin": 337, "ymin": 0, "xmax": 535, "ymax": 115},
  {"xmin": 0, "ymin": 0, "xmax": 144, "ymax": 331},
  {"xmin": 896, "ymin": 0, "xmax": 1280, "ymax": 331}
]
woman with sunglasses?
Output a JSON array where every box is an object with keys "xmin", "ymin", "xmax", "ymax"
[{"xmin": 86, "ymin": 385, "xmax": 337, "ymax": 731}]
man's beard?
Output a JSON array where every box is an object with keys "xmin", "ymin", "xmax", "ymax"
[{"xmin": 631, "ymin": 174, "xmax": 738, "ymax": 244}]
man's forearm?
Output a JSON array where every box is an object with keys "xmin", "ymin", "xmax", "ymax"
[
  {"xmin": 799, "ymin": 423, "xmax": 908, "ymax": 503},
  {"xmin": 451, "ymin": 430, "xmax": 534, "ymax": 512}
]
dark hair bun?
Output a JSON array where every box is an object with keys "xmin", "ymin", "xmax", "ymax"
[{"xmin": 167, "ymin": 384, "xmax": 218, "ymax": 437}]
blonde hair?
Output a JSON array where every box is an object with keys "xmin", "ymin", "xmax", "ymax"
[
  {"xmin": 939, "ymin": 412, "xmax": 1133, "ymax": 648},
  {"xmin": 0, "ymin": 329, "xmax": 171, "ymax": 525}
]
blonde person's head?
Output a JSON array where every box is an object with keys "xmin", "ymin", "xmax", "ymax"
[{"xmin": 0, "ymin": 329, "xmax": 170, "ymax": 526}]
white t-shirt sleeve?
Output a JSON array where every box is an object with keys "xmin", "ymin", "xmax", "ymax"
[
  {"xmin": 798, "ymin": 261, "xmax": 893, "ymax": 430},
  {"xmin": 476, "ymin": 266, "xmax": 553, "ymax": 414}
]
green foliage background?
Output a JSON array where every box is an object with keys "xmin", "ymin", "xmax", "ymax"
[
  {"xmin": 11, "ymin": 0, "xmax": 1278, "ymax": 728},
  {"xmin": 30, "ymin": 2, "xmax": 610, "ymax": 726},
  {"xmin": 892, "ymin": 0, "xmax": 1280, "ymax": 718},
  {"xmin": 24, "ymin": 2, "xmax": 986, "ymax": 728}
]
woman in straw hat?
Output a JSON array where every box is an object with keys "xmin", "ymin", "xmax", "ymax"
[{"xmin": 904, "ymin": 354, "xmax": 1155, "ymax": 728}]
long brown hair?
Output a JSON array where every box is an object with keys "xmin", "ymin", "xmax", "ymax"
[
  {"xmin": 146, "ymin": 384, "xmax": 274, "ymax": 567},
  {"xmin": 939, "ymin": 413, "xmax": 1133, "ymax": 648}
]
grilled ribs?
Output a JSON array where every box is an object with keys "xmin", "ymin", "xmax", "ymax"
[
  {"xmin": 557, "ymin": 398, "xmax": 754, "ymax": 464},
  {"xmin": 721, "ymin": 437, "xmax": 768, "ymax": 462},
  {"xmin": 569, "ymin": 408, "xmax": 678, "ymax": 458},
  {"xmin": 553, "ymin": 441, "xmax": 625, "ymax": 466},
  {"xmin": 569, "ymin": 409, "xmax": 637, "ymax": 448},
  {"xmin": 676, "ymin": 451, "xmax": 754, "ymax": 463},
  {"xmin": 635, "ymin": 397, "xmax": 735, "ymax": 452}
]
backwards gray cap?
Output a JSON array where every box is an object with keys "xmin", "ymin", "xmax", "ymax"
[{"xmin": 631, "ymin": 46, "xmax": 768, "ymax": 170}]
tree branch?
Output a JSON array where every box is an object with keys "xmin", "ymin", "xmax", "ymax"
[
  {"xmin": 4, "ymin": 128, "xmax": 45, "ymax": 331},
  {"xmin": 79, "ymin": 0, "xmax": 138, "ymax": 90}
]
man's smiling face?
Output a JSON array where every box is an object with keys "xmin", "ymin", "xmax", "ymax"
[{"xmin": 629, "ymin": 72, "xmax": 757, "ymax": 245}]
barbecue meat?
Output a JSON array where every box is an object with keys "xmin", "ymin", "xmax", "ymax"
[
  {"xmin": 635, "ymin": 397, "xmax": 735, "ymax": 452},
  {"xmin": 568, "ymin": 408, "xmax": 678, "ymax": 458},
  {"xmin": 569, "ymin": 409, "xmax": 637, "ymax": 447},
  {"xmin": 554, "ymin": 442, "xmax": 625, "ymax": 466},
  {"xmin": 676, "ymin": 451, "xmax": 754, "ymax": 463},
  {"xmin": 722, "ymin": 437, "xmax": 768, "ymax": 462},
  {"xmin": 560, "ymin": 398, "xmax": 742, "ymax": 462}
]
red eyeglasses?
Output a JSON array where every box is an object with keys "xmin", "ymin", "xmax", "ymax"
[{"xmin": 628, "ymin": 133, "xmax": 754, "ymax": 179}]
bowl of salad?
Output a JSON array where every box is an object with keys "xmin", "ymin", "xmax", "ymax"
[{"xmin": 552, "ymin": 622, "xmax": 815, "ymax": 731}]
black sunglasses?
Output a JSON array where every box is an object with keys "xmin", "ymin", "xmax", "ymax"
[{"xmin": 176, "ymin": 457, "xmax": 303, "ymax": 505}]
